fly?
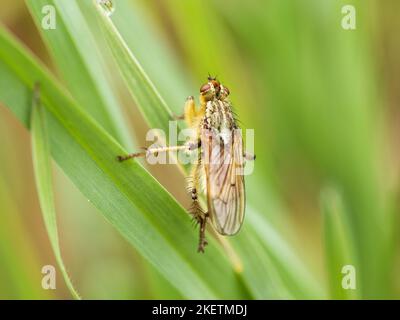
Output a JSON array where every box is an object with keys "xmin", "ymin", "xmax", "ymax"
[{"xmin": 118, "ymin": 76, "xmax": 255, "ymax": 252}]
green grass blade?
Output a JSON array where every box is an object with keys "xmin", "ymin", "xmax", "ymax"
[
  {"xmin": 26, "ymin": 0, "xmax": 135, "ymax": 149},
  {"xmin": 0, "ymin": 114, "xmax": 52, "ymax": 299},
  {"xmin": 0, "ymin": 25, "xmax": 245, "ymax": 299},
  {"xmin": 92, "ymin": 0, "xmax": 173, "ymax": 132},
  {"xmin": 0, "ymin": 178, "xmax": 52, "ymax": 299},
  {"xmin": 230, "ymin": 223, "xmax": 293, "ymax": 299},
  {"xmin": 321, "ymin": 188, "xmax": 359, "ymax": 299},
  {"xmin": 104, "ymin": 0, "xmax": 194, "ymax": 112},
  {"xmin": 242, "ymin": 207, "xmax": 324, "ymax": 299},
  {"xmin": 30, "ymin": 84, "xmax": 81, "ymax": 299}
]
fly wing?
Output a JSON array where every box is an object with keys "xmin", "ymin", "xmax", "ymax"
[{"xmin": 202, "ymin": 128, "xmax": 245, "ymax": 235}]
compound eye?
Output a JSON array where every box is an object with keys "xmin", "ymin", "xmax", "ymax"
[
  {"xmin": 211, "ymin": 80, "xmax": 220, "ymax": 92},
  {"xmin": 200, "ymin": 83, "xmax": 211, "ymax": 94},
  {"xmin": 224, "ymin": 86, "xmax": 230, "ymax": 96}
]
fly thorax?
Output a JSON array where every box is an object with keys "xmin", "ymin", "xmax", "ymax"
[
  {"xmin": 205, "ymin": 100, "xmax": 233, "ymax": 126},
  {"xmin": 203, "ymin": 100, "xmax": 235, "ymax": 145},
  {"xmin": 205, "ymin": 100, "xmax": 220, "ymax": 128}
]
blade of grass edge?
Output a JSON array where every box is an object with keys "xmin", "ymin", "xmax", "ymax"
[
  {"xmin": 31, "ymin": 83, "xmax": 81, "ymax": 299},
  {"xmin": 92, "ymin": 0, "xmax": 173, "ymax": 131},
  {"xmin": 26, "ymin": 0, "xmax": 135, "ymax": 150},
  {"xmin": 321, "ymin": 187, "xmax": 360, "ymax": 299},
  {"xmin": 244, "ymin": 207, "xmax": 325, "ymax": 299}
]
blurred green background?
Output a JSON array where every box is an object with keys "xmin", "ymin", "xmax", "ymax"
[{"xmin": 0, "ymin": 0, "xmax": 399, "ymax": 299}]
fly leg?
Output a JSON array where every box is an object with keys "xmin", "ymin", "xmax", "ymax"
[
  {"xmin": 173, "ymin": 96, "xmax": 206, "ymax": 127},
  {"xmin": 117, "ymin": 141, "xmax": 199, "ymax": 162},
  {"xmin": 189, "ymin": 181, "xmax": 208, "ymax": 253},
  {"xmin": 173, "ymin": 96, "xmax": 196, "ymax": 126},
  {"xmin": 173, "ymin": 114, "xmax": 185, "ymax": 120},
  {"xmin": 244, "ymin": 152, "xmax": 256, "ymax": 161},
  {"xmin": 187, "ymin": 149, "xmax": 208, "ymax": 252},
  {"xmin": 198, "ymin": 212, "xmax": 209, "ymax": 253},
  {"xmin": 183, "ymin": 96, "xmax": 197, "ymax": 127}
]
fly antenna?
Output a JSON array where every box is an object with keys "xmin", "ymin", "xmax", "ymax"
[{"xmin": 207, "ymin": 73, "xmax": 217, "ymax": 81}]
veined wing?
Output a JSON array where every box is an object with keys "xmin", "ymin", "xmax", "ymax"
[{"xmin": 201, "ymin": 128, "xmax": 245, "ymax": 235}]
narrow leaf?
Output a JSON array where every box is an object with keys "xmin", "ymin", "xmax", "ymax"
[
  {"xmin": 30, "ymin": 83, "xmax": 81, "ymax": 299},
  {"xmin": 92, "ymin": 0, "xmax": 173, "ymax": 132},
  {"xmin": 321, "ymin": 187, "xmax": 359, "ymax": 299},
  {"xmin": 26, "ymin": 0, "xmax": 135, "ymax": 149}
]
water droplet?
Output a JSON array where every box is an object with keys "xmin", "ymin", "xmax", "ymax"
[{"xmin": 97, "ymin": 0, "xmax": 115, "ymax": 17}]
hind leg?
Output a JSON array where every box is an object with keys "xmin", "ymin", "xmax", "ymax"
[
  {"xmin": 188, "ymin": 159, "xmax": 208, "ymax": 253},
  {"xmin": 197, "ymin": 212, "xmax": 209, "ymax": 253}
]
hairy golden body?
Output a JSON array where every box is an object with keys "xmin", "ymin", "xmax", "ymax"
[
  {"xmin": 118, "ymin": 77, "xmax": 254, "ymax": 252},
  {"xmin": 183, "ymin": 79, "xmax": 247, "ymax": 251}
]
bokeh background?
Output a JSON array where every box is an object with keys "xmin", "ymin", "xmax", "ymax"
[{"xmin": 0, "ymin": 0, "xmax": 400, "ymax": 299}]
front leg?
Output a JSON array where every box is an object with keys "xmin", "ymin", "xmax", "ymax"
[
  {"xmin": 174, "ymin": 96, "xmax": 202, "ymax": 127},
  {"xmin": 183, "ymin": 96, "xmax": 197, "ymax": 127},
  {"xmin": 117, "ymin": 140, "xmax": 200, "ymax": 162}
]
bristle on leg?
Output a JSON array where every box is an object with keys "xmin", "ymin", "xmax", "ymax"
[{"xmin": 197, "ymin": 213, "xmax": 209, "ymax": 253}]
